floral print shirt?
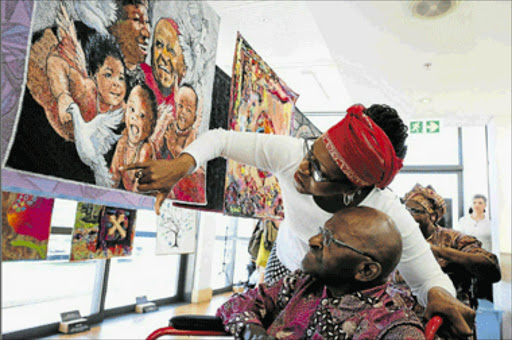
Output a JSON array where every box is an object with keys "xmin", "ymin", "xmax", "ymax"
[{"xmin": 216, "ymin": 270, "xmax": 425, "ymax": 339}]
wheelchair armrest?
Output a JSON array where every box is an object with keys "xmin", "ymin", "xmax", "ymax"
[{"xmin": 169, "ymin": 314, "xmax": 226, "ymax": 332}]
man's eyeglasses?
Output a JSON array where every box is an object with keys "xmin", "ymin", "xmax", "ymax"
[
  {"xmin": 405, "ymin": 205, "xmax": 427, "ymax": 215},
  {"xmin": 318, "ymin": 226, "xmax": 378, "ymax": 262},
  {"xmin": 303, "ymin": 137, "xmax": 335, "ymax": 183}
]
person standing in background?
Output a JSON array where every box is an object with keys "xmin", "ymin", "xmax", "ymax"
[{"xmin": 458, "ymin": 194, "xmax": 492, "ymax": 252}]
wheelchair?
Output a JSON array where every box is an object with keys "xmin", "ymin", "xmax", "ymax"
[{"xmin": 147, "ymin": 314, "xmax": 444, "ymax": 340}]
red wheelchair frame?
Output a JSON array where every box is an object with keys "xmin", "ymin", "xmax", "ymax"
[{"xmin": 147, "ymin": 314, "xmax": 444, "ymax": 340}]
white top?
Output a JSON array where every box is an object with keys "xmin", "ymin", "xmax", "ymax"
[
  {"xmin": 457, "ymin": 215, "xmax": 492, "ymax": 251},
  {"xmin": 185, "ymin": 129, "xmax": 456, "ymax": 306}
]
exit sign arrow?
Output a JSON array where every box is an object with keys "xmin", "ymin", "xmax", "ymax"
[{"xmin": 426, "ymin": 120, "xmax": 440, "ymax": 133}]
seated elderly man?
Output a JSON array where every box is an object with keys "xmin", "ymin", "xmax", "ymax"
[{"xmin": 216, "ymin": 207, "xmax": 425, "ymax": 339}]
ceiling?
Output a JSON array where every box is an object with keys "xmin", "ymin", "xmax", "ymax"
[{"xmin": 207, "ymin": 0, "xmax": 511, "ymax": 126}]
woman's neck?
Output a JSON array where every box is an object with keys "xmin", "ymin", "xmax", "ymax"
[
  {"xmin": 472, "ymin": 211, "xmax": 485, "ymax": 221},
  {"xmin": 313, "ymin": 186, "xmax": 374, "ymax": 213}
]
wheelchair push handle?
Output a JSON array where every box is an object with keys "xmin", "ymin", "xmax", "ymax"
[{"xmin": 425, "ymin": 315, "xmax": 444, "ymax": 340}]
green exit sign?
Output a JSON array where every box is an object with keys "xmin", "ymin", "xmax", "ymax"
[{"xmin": 410, "ymin": 120, "xmax": 440, "ymax": 134}]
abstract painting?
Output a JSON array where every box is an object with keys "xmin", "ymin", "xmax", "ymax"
[
  {"xmin": 70, "ymin": 202, "xmax": 104, "ymax": 261},
  {"xmin": 224, "ymin": 33, "xmax": 299, "ymax": 219},
  {"xmin": 156, "ymin": 201, "xmax": 197, "ymax": 255},
  {"xmin": 2, "ymin": 191, "xmax": 55, "ymax": 261},
  {"xmin": 96, "ymin": 206, "xmax": 136, "ymax": 258},
  {"xmin": 4, "ymin": 0, "xmax": 220, "ymax": 205},
  {"xmin": 71, "ymin": 203, "xmax": 136, "ymax": 261}
]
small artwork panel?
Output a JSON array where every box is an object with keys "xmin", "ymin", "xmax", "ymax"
[
  {"xmin": 70, "ymin": 202, "xmax": 104, "ymax": 261},
  {"xmin": 224, "ymin": 33, "xmax": 299, "ymax": 219},
  {"xmin": 156, "ymin": 201, "xmax": 197, "ymax": 255},
  {"xmin": 96, "ymin": 206, "xmax": 136, "ymax": 258},
  {"xmin": 2, "ymin": 191, "xmax": 54, "ymax": 261},
  {"xmin": 4, "ymin": 0, "xmax": 220, "ymax": 205},
  {"xmin": 71, "ymin": 203, "xmax": 136, "ymax": 261}
]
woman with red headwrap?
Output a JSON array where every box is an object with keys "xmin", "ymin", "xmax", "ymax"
[{"xmin": 125, "ymin": 104, "xmax": 475, "ymax": 338}]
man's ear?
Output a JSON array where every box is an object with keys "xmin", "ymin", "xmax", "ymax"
[{"xmin": 354, "ymin": 261, "xmax": 381, "ymax": 282}]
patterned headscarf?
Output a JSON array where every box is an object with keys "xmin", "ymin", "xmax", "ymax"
[
  {"xmin": 404, "ymin": 184, "xmax": 446, "ymax": 223},
  {"xmin": 322, "ymin": 104, "xmax": 403, "ymax": 189}
]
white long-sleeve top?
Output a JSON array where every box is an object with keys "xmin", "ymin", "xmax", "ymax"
[{"xmin": 185, "ymin": 129, "xmax": 456, "ymax": 306}]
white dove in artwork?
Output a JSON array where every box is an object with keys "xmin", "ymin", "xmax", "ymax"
[
  {"xmin": 73, "ymin": 0, "xmax": 118, "ymax": 36},
  {"xmin": 67, "ymin": 103, "xmax": 124, "ymax": 187}
]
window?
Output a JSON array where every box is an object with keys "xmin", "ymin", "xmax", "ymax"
[
  {"xmin": 210, "ymin": 215, "xmax": 236, "ymax": 290},
  {"xmin": 104, "ymin": 209, "xmax": 181, "ymax": 309},
  {"xmin": 233, "ymin": 218, "xmax": 256, "ymax": 285},
  {"xmin": 2, "ymin": 198, "xmax": 102, "ymax": 333},
  {"xmin": 2, "ymin": 259, "xmax": 102, "ymax": 333}
]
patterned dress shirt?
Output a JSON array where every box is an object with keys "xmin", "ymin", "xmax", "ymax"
[{"xmin": 217, "ymin": 270, "xmax": 425, "ymax": 339}]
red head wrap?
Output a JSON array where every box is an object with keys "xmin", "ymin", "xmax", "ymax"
[
  {"xmin": 322, "ymin": 104, "xmax": 403, "ymax": 188},
  {"xmin": 161, "ymin": 18, "xmax": 180, "ymax": 35}
]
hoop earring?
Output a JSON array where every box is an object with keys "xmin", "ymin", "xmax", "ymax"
[
  {"xmin": 343, "ymin": 189, "xmax": 362, "ymax": 206},
  {"xmin": 343, "ymin": 192, "xmax": 355, "ymax": 205}
]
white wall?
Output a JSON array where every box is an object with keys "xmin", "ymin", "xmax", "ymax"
[
  {"xmin": 487, "ymin": 117, "xmax": 512, "ymax": 255},
  {"xmin": 461, "ymin": 127, "xmax": 489, "ymax": 215}
]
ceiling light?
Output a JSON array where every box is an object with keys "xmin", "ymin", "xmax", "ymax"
[
  {"xmin": 420, "ymin": 97, "xmax": 431, "ymax": 104},
  {"xmin": 410, "ymin": 0, "xmax": 459, "ymax": 19}
]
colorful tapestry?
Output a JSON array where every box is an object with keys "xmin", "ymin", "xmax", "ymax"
[
  {"xmin": 155, "ymin": 201, "xmax": 197, "ymax": 255},
  {"xmin": 224, "ymin": 34, "xmax": 298, "ymax": 219},
  {"xmin": 4, "ymin": 0, "xmax": 220, "ymax": 205},
  {"xmin": 2, "ymin": 191, "xmax": 54, "ymax": 261},
  {"xmin": 71, "ymin": 203, "xmax": 136, "ymax": 260}
]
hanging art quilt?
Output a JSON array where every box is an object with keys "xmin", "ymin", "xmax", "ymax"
[
  {"xmin": 2, "ymin": 191, "xmax": 55, "ymax": 261},
  {"xmin": 224, "ymin": 33, "xmax": 299, "ymax": 219},
  {"xmin": 155, "ymin": 200, "xmax": 197, "ymax": 255},
  {"xmin": 70, "ymin": 202, "xmax": 136, "ymax": 261},
  {"xmin": 3, "ymin": 0, "xmax": 220, "ymax": 205}
]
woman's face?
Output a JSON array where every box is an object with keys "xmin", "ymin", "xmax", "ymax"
[
  {"xmin": 472, "ymin": 198, "xmax": 486, "ymax": 214},
  {"xmin": 405, "ymin": 200, "xmax": 431, "ymax": 229},
  {"xmin": 125, "ymin": 86, "xmax": 154, "ymax": 145},
  {"xmin": 293, "ymin": 138, "xmax": 357, "ymax": 197},
  {"xmin": 96, "ymin": 56, "xmax": 126, "ymax": 107}
]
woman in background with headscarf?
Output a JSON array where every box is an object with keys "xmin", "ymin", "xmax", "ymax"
[{"xmin": 392, "ymin": 184, "xmax": 501, "ymax": 315}]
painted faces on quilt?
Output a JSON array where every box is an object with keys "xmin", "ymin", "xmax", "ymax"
[
  {"xmin": 294, "ymin": 137, "xmax": 358, "ymax": 197},
  {"xmin": 95, "ymin": 56, "xmax": 126, "ymax": 107},
  {"xmin": 175, "ymin": 85, "xmax": 197, "ymax": 131},
  {"xmin": 110, "ymin": 4, "xmax": 150, "ymax": 67},
  {"xmin": 152, "ymin": 19, "xmax": 185, "ymax": 92},
  {"xmin": 125, "ymin": 85, "xmax": 155, "ymax": 145}
]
